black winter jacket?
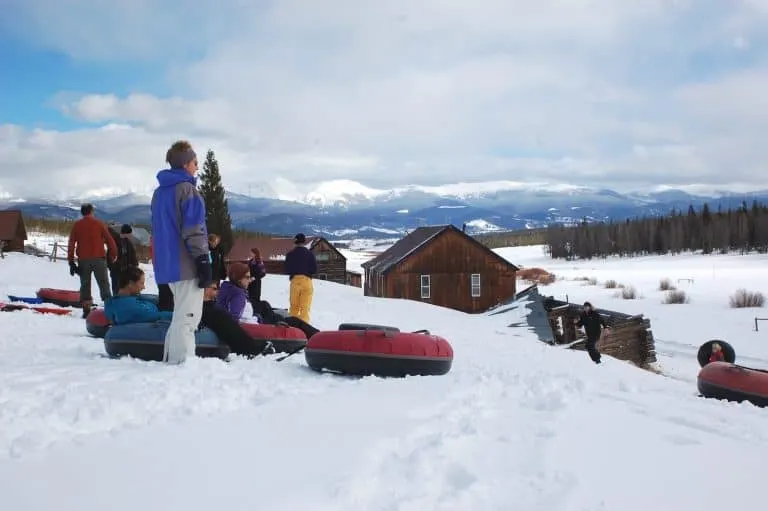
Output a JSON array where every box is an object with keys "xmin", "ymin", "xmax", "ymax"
[{"xmin": 576, "ymin": 310, "xmax": 607, "ymax": 340}]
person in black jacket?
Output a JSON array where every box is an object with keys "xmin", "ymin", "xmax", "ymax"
[
  {"xmin": 574, "ymin": 301, "xmax": 610, "ymax": 364},
  {"xmin": 284, "ymin": 233, "xmax": 317, "ymax": 322},
  {"xmin": 108, "ymin": 224, "xmax": 139, "ymax": 295},
  {"xmin": 208, "ymin": 233, "xmax": 228, "ymax": 286}
]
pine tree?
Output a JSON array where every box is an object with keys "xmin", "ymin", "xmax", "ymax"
[{"xmin": 198, "ymin": 149, "xmax": 234, "ymax": 254}]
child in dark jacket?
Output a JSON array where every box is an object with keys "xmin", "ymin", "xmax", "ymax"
[
  {"xmin": 104, "ymin": 266, "xmax": 173, "ymax": 325},
  {"xmin": 247, "ymin": 247, "xmax": 267, "ymax": 315},
  {"xmin": 215, "ymin": 262, "xmax": 251, "ymax": 321}
]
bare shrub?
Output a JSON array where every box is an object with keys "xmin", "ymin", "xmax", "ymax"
[
  {"xmin": 620, "ymin": 286, "xmax": 637, "ymax": 299},
  {"xmin": 658, "ymin": 278, "xmax": 676, "ymax": 291},
  {"xmin": 587, "ymin": 277, "xmax": 597, "ymax": 286},
  {"xmin": 663, "ymin": 289, "xmax": 689, "ymax": 304},
  {"xmin": 729, "ymin": 289, "xmax": 766, "ymax": 308},
  {"xmin": 604, "ymin": 279, "xmax": 618, "ymax": 289}
]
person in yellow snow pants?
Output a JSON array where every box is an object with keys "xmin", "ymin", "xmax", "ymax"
[
  {"xmin": 289, "ymin": 274, "xmax": 314, "ymax": 323},
  {"xmin": 284, "ymin": 233, "xmax": 318, "ymax": 324}
]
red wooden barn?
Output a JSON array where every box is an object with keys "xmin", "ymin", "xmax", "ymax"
[{"xmin": 361, "ymin": 224, "xmax": 519, "ymax": 313}]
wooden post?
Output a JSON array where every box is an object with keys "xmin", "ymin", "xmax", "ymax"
[
  {"xmin": 0, "ymin": 240, "xmax": 5, "ymax": 259},
  {"xmin": 754, "ymin": 317, "xmax": 768, "ymax": 331}
]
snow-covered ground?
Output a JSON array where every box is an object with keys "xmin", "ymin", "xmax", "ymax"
[
  {"xmin": 495, "ymin": 245, "xmax": 768, "ymax": 382},
  {"xmin": 1, "ymin": 238, "xmax": 767, "ymax": 510}
]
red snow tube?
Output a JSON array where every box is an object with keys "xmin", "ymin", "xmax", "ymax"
[
  {"xmin": 0, "ymin": 302, "xmax": 72, "ymax": 315},
  {"xmin": 697, "ymin": 361, "xmax": 768, "ymax": 408},
  {"xmin": 86, "ymin": 308, "xmax": 110, "ymax": 338},
  {"xmin": 239, "ymin": 322, "xmax": 307, "ymax": 353},
  {"xmin": 305, "ymin": 329, "xmax": 453, "ymax": 377},
  {"xmin": 36, "ymin": 288, "xmax": 81, "ymax": 308}
]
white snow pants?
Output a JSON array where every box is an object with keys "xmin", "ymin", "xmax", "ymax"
[{"xmin": 164, "ymin": 278, "xmax": 205, "ymax": 364}]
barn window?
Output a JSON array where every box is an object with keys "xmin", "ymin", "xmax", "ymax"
[
  {"xmin": 316, "ymin": 273, "xmax": 328, "ymax": 280},
  {"xmin": 420, "ymin": 274, "xmax": 431, "ymax": 299},
  {"xmin": 471, "ymin": 273, "xmax": 481, "ymax": 297},
  {"xmin": 315, "ymin": 252, "xmax": 330, "ymax": 262}
]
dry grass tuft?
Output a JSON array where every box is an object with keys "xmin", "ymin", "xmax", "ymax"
[{"xmin": 729, "ymin": 289, "xmax": 765, "ymax": 308}]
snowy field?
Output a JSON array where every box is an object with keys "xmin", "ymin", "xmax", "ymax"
[
  {"xmin": 1, "ymin": 238, "xmax": 767, "ymax": 510},
  {"xmin": 495, "ymin": 245, "xmax": 768, "ymax": 382}
]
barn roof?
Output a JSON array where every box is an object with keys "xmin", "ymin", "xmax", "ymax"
[
  {"xmin": 227, "ymin": 236, "xmax": 346, "ymax": 262},
  {"xmin": 361, "ymin": 224, "xmax": 519, "ymax": 274},
  {"xmin": 0, "ymin": 210, "xmax": 27, "ymax": 241}
]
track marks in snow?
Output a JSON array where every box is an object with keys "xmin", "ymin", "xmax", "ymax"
[{"xmin": 327, "ymin": 371, "xmax": 588, "ymax": 511}]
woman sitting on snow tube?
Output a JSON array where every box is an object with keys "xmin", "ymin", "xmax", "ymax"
[
  {"xmin": 105, "ymin": 266, "xmax": 274, "ymax": 358},
  {"xmin": 215, "ymin": 262, "xmax": 252, "ymax": 321},
  {"xmin": 104, "ymin": 267, "xmax": 173, "ymax": 325},
  {"xmin": 201, "ymin": 282, "xmax": 275, "ymax": 357}
]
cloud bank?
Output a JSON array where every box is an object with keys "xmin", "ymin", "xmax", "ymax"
[{"xmin": 1, "ymin": 0, "xmax": 767, "ymax": 199}]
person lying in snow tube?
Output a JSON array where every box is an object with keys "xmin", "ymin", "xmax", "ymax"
[
  {"xmin": 215, "ymin": 262, "xmax": 252, "ymax": 321},
  {"xmin": 105, "ymin": 266, "xmax": 274, "ymax": 358},
  {"xmin": 104, "ymin": 266, "xmax": 173, "ymax": 325},
  {"xmin": 215, "ymin": 262, "xmax": 319, "ymax": 339},
  {"xmin": 201, "ymin": 282, "xmax": 275, "ymax": 357}
]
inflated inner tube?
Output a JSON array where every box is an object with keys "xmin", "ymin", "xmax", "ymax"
[
  {"xmin": 697, "ymin": 339, "xmax": 736, "ymax": 368},
  {"xmin": 239, "ymin": 322, "xmax": 307, "ymax": 353},
  {"xmin": 86, "ymin": 308, "xmax": 110, "ymax": 338},
  {"xmin": 337, "ymin": 322, "xmax": 400, "ymax": 332},
  {"xmin": 305, "ymin": 329, "xmax": 453, "ymax": 377},
  {"xmin": 697, "ymin": 361, "xmax": 768, "ymax": 407},
  {"xmin": 104, "ymin": 321, "xmax": 229, "ymax": 361},
  {"xmin": 36, "ymin": 288, "xmax": 81, "ymax": 308}
]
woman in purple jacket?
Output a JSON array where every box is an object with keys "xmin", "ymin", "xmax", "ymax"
[
  {"xmin": 247, "ymin": 247, "xmax": 267, "ymax": 316},
  {"xmin": 215, "ymin": 262, "xmax": 251, "ymax": 321}
]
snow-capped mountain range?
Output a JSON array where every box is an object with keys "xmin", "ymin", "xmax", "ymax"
[{"xmin": 3, "ymin": 179, "xmax": 768, "ymax": 239}]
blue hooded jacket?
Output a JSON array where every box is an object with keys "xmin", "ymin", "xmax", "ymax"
[
  {"xmin": 150, "ymin": 168, "xmax": 210, "ymax": 284},
  {"xmin": 104, "ymin": 295, "xmax": 173, "ymax": 325}
]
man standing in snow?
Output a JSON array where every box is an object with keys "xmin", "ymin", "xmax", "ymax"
[
  {"xmin": 150, "ymin": 140, "xmax": 212, "ymax": 364},
  {"xmin": 574, "ymin": 301, "xmax": 610, "ymax": 364},
  {"xmin": 67, "ymin": 203, "xmax": 118, "ymax": 318}
]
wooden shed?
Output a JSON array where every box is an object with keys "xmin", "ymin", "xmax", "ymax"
[
  {"xmin": 227, "ymin": 236, "xmax": 349, "ymax": 284},
  {"xmin": 361, "ymin": 224, "xmax": 519, "ymax": 313},
  {"xmin": 0, "ymin": 210, "xmax": 28, "ymax": 253}
]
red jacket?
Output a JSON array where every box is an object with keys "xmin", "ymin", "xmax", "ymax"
[
  {"xmin": 709, "ymin": 351, "xmax": 725, "ymax": 363},
  {"xmin": 68, "ymin": 216, "xmax": 118, "ymax": 262}
]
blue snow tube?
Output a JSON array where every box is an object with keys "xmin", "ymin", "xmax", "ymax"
[{"xmin": 104, "ymin": 321, "xmax": 230, "ymax": 361}]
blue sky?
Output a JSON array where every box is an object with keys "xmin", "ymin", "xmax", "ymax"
[{"xmin": 1, "ymin": 0, "xmax": 768, "ymax": 200}]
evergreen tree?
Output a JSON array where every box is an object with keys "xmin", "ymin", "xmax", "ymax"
[{"xmin": 198, "ymin": 149, "xmax": 234, "ymax": 254}]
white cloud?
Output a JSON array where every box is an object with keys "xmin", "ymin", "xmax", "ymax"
[{"xmin": 2, "ymin": 0, "xmax": 768, "ymax": 199}]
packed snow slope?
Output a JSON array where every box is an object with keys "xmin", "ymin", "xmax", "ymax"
[
  {"xmin": 0, "ymin": 247, "xmax": 767, "ymax": 510},
  {"xmin": 495, "ymin": 245, "xmax": 768, "ymax": 381}
]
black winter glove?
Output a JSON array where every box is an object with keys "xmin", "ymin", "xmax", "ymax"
[
  {"xmin": 69, "ymin": 261, "xmax": 79, "ymax": 276},
  {"xmin": 195, "ymin": 254, "xmax": 213, "ymax": 288}
]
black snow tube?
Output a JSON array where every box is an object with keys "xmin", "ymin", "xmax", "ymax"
[
  {"xmin": 697, "ymin": 340, "xmax": 736, "ymax": 368},
  {"xmin": 104, "ymin": 321, "xmax": 230, "ymax": 361},
  {"xmin": 338, "ymin": 322, "xmax": 400, "ymax": 332}
]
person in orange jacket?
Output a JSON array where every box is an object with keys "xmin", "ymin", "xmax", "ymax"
[
  {"xmin": 709, "ymin": 342, "xmax": 726, "ymax": 363},
  {"xmin": 67, "ymin": 203, "xmax": 118, "ymax": 318}
]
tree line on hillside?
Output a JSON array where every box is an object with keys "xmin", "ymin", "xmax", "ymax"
[{"xmin": 545, "ymin": 202, "xmax": 768, "ymax": 260}]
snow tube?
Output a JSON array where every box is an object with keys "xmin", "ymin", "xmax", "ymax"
[
  {"xmin": 239, "ymin": 322, "xmax": 307, "ymax": 353},
  {"xmin": 697, "ymin": 340, "xmax": 736, "ymax": 368},
  {"xmin": 305, "ymin": 329, "xmax": 453, "ymax": 377},
  {"xmin": 7, "ymin": 295, "xmax": 43, "ymax": 304},
  {"xmin": 104, "ymin": 321, "xmax": 230, "ymax": 361},
  {"xmin": 697, "ymin": 361, "xmax": 768, "ymax": 408},
  {"xmin": 0, "ymin": 302, "xmax": 72, "ymax": 315},
  {"xmin": 338, "ymin": 322, "xmax": 400, "ymax": 332},
  {"xmin": 36, "ymin": 288, "xmax": 81, "ymax": 308},
  {"xmin": 86, "ymin": 308, "xmax": 110, "ymax": 338}
]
